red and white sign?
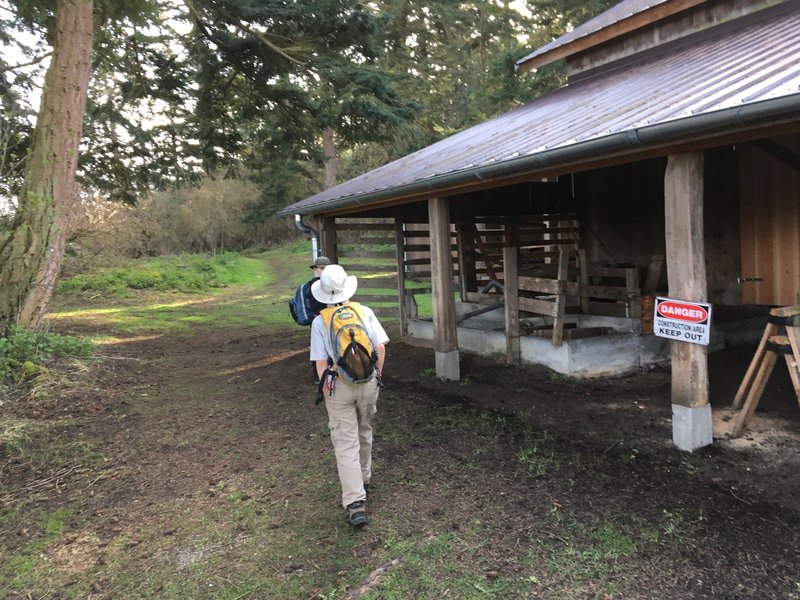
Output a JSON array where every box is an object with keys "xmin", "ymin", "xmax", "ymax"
[{"xmin": 654, "ymin": 297, "xmax": 712, "ymax": 345}]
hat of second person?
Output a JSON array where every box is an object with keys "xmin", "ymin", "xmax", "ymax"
[
  {"xmin": 309, "ymin": 256, "xmax": 332, "ymax": 269},
  {"xmin": 311, "ymin": 264, "xmax": 357, "ymax": 305}
]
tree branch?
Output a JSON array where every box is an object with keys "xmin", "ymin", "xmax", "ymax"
[{"xmin": 0, "ymin": 52, "xmax": 53, "ymax": 74}]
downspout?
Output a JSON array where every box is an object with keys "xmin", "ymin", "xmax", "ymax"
[{"xmin": 294, "ymin": 214, "xmax": 319, "ymax": 260}]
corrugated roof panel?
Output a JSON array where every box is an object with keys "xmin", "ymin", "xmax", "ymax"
[{"xmin": 283, "ymin": 9, "xmax": 800, "ymax": 216}]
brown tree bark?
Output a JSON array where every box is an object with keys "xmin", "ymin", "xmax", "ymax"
[
  {"xmin": 322, "ymin": 127, "xmax": 337, "ymax": 190},
  {"xmin": 0, "ymin": 0, "xmax": 94, "ymax": 334}
]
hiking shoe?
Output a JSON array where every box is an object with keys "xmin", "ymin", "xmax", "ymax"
[{"xmin": 346, "ymin": 501, "xmax": 367, "ymax": 526}]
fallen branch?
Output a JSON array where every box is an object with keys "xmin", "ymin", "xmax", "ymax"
[{"xmin": 346, "ymin": 557, "xmax": 402, "ymax": 599}]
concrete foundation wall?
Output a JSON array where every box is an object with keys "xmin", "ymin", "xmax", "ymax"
[{"xmin": 410, "ymin": 302, "xmax": 766, "ymax": 378}]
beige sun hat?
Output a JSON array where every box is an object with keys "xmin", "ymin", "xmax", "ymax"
[{"xmin": 311, "ymin": 264, "xmax": 357, "ymax": 305}]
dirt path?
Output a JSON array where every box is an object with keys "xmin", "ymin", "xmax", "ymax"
[{"xmin": 3, "ymin": 255, "xmax": 800, "ymax": 598}]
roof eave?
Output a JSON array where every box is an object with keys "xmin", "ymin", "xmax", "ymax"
[{"xmin": 280, "ymin": 95, "xmax": 800, "ymax": 218}]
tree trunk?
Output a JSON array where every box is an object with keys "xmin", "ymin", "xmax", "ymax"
[
  {"xmin": 322, "ymin": 127, "xmax": 337, "ymax": 190},
  {"xmin": 0, "ymin": 0, "xmax": 94, "ymax": 334}
]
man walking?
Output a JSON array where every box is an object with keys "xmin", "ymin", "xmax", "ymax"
[{"xmin": 309, "ymin": 265, "xmax": 388, "ymax": 526}]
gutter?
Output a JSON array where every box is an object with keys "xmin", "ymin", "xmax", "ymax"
[{"xmin": 278, "ymin": 94, "xmax": 800, "ymax": 218}]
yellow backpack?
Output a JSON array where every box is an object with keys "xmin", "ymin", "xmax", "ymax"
[{"xmin": 319, "ymin": 302, "xmax": 377, "ymax": 383}]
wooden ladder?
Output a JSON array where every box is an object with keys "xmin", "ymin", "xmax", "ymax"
[{"xmin": 730, "ymin": 304, "xmax": 800, "ymax": 437}]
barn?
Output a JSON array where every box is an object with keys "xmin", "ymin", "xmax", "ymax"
[{"xmin": 280, "ymin": 0, "xmax": 800, "ymax": 451}]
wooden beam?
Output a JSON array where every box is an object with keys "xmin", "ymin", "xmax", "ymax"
[
  {"xmin": 552, "ymin": 246, "xmax": 569, "ymax": 347},
  {"xmin": 395, "ymin": 218, "xmax": 408, "ymax": 336},
  {"xmin": 456, "ymin": 209, "xmax": 477, "ymax": 300},
  {"xmin": 665, "ymin": 152, "xmax": 708, "ymax": 408},
  {"xmin": 504, "ymin": 244, "xmax": 521, "ymax": 365},
  {"xmin": 428, "ymin": 198, "xmax": 458, "ymax": 353},
  {"xmin": 317, "ymin": 216, "xmax": 337, "ymax": 262}
]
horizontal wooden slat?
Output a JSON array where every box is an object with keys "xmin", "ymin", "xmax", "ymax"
[
  {"xmin": 371, "ymin": 307, "xmax": 400, "ymax": 318},
  {"xmin": 519, "ymin": 296, "xmax": 560, "ymax": 317},
  {"xmin": 404, "ymin": 258, "xmax": 432, "ymax": 266},
  {"xmin": 519, "ymin": 277, "xmax": 578, "ymax": 296},
  {"xmin": 356, "ymin": 294, "xmax": 399, "ymax": 303},
  {"xmin": 520, "ymin": 227, "xmax": 578, "ymax": 235},
  {"xmin": 339, "ymin": 250, "xmax": 396, "ymax": 259},
  {"xmin": 403, "ymin": 244, "xmax": 458, "ymax": 252},
  {"xmin": 344, "ymin": 236, "xmax": 396, "ymax": 244},
  {"xmin": 358, "ymin": 277, "xmax": 398, "ymax": 288},
  {"xmin": 340, "ymin": 264, "xmax": 397, "ymax": 273},
  {"xmin": 337, "ymin": 223, "xmax": 394, "ymax": 231},
  {"xmin": 400, "ymin": 230, "xmax": 456, "ymax": 238}
]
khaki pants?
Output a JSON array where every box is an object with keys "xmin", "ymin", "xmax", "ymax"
[{"xmin": 324, "ymin": 377, "xmax": 379, "ymax": 507}]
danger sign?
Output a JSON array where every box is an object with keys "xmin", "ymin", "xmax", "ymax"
[{"xmin": 654, "ymin": 297, "xmax": 712, "ymax": 345}]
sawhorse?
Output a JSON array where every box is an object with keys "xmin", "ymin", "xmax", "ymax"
[{"xmin": 731, "ymin": 304, "xmax": 800, "ymax": 438}]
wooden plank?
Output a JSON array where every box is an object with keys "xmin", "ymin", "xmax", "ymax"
[
  {"xmin": 405, "ymin": 258, "xmax": 433, "ymax": 266},
  {"xmin": 429, "ymin": 198, "xmax": 459, "ymax": 356},
  {"xmin": 518, "ymin": 296, "xmax": 559, "ymax": 317},
  {"xmin": 357, "ymin": 294, "xmax": 400, "ymax": 303},
  {"xmin": 340, "ymin": 264, "xmax": 397, "ymax": 273},
  {"xmin": 317, "ymin": 216, "xmax": 337, "ymax": 262},
  {"xmin": 371, "ymin": 307, "xmax": 400, "ymax": 319},
  {"xmin": 336, "ymin": 223, "xmax": 395, "ymax": 231},
  {"xmin": 504, "ymin": 245, "xmax": 521, "ymax": 365},
  {"xmin": 358, "ymin": 277, "xmax": 398, "ymax": 288},
  {"xmin": 349, "ymin": 236, "xmax": 396, "ymax": 245},
  {"xmin": 731, "ymin": 350, "xmax": 779, "ymax": 437},
  {"xmin": 339, "ymin": 250, "xmax": 396, "ymax": 259},
  {"xmin": 552, "ymin": 246, "xmax": 569, "ymax": 347},
  {"xmin": 519, "ymin": 276, "xmax": 561, "ymax": 295},
  {"xmin": 395, "ymin": 218, "xmax": 408, "ymax": 335},
  {"xmin": 579, "ymin": 248, "xmax": 589, "ymax": 314},
  {"xmin": 403, "ymin": 244, "xmax": 457, "ymax": 252},
  {"xmin": 665, "ymin": 152, "xmax": 708, "ymax": 409},
  {"xmin": 457, "ymin": 210, "xmax": 477, "ymax": 300}
]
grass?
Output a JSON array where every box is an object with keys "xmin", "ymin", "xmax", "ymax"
[{"xmin": 58, "ymin": 252, "xmax": 260, "ymax": 296}]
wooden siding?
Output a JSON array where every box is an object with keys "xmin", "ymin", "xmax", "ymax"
[{"xmin": 740, "ymin": 133, "xmax": 800, "ymax": 306}]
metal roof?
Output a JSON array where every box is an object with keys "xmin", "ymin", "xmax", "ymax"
[{"xmin": 281, "ymin": 7, "xmax": 800, "ymax": 218}]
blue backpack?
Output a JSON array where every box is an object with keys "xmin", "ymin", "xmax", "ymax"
[{"xmin": 288, "ymin": 278, "xmax": 324, "ymax": 326}]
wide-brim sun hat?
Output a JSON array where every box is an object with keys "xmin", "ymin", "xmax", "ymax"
[{"xmin": 311, "ymin": 264, "xmax": 357, "ymax": 305}]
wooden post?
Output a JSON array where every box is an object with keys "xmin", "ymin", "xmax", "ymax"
[
  {"xmin": 503, "ymin": 244, "xmax": 521, "ymax": 365},
  {"xmin": 316, "ymin": 217, "xmax": 338, "ymax": 263},
  {"xmin": 456, "ymin": 208, "xmax": 477, "ymax": 301},
  {"xmin": 429, "ymin": 197, "xmax": 460, "ymax": 380},
  {"xmin": 665, "ymin": 152, "xmax": 712, "ymax": 451},
  {"xmin": 552, "ymin": 245, "xmax": 569, "ymax": 347},
  {"xmin": 395, "ymin": 217, "xmax": 408, "ymax": 336}
]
